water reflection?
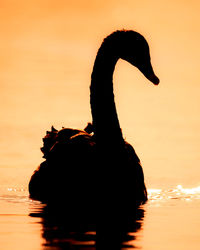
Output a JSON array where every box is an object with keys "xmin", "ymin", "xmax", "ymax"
[
  {"xmin": 29, "ymin": 202, "xmax": 144, "ymax": 249},
  {"xmin": 28, "ymin": 185, "xmax": 200, "ymax": 249},
  {"xmin": 148, "ymin": 185, "xmax": 200, "ymax": 202}
]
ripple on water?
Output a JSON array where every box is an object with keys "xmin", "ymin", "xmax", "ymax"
[
  {"xmin": 148, "ymin": 185, "xmax": 200, "ymax": 203},
  {"xmin": 0, "ymin": 185, "xmax": 200, "ymax": 205},
  {"xmin": 0, "ymin": 187, "xmax": 30, "ymax": 204}
]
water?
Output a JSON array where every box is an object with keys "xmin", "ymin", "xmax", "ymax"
[{"xmin": 0, "ymin": 184, "xmax": 199, "ymax": 249}]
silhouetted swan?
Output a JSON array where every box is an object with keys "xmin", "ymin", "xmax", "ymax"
[{"xmin": 29, "ymin": 30, "xmax": 159, "ymax": 212}]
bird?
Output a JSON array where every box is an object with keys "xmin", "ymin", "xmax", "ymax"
[{"xmin": 29, "ymin": 30, "xmax": 159, "ymax": 214}]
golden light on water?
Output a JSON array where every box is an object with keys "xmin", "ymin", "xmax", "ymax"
[
  {"xmin": 148, "ymin": 185, "xmax": 200, "ymax": 201},
  {"xmin": 176, "ymin": 185, "xmax": 200, "ymax": 195}
]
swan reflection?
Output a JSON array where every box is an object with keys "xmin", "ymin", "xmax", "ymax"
[{"xmin": 29, "ymin": 203, "xmax": 145, "ymax": 249}]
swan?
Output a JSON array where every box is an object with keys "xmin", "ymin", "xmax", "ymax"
[{"xmin": 29, "ymin": 30, "xmax": 159, "ymax": 211}]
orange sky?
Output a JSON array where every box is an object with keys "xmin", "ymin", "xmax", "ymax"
[{"xmin": 0, "ymin": 0, "xmax": 200, "ymax": 187}]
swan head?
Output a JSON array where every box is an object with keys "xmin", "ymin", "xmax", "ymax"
[{"xmin": 103, "ymin": 30, "xmax": 160, "ymax": 85}]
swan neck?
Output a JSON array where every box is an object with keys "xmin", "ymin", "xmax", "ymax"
[{"xmin": 90, "ymin": 47, "xmax": 124, "ymax": 144}]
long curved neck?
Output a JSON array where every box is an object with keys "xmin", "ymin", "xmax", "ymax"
[{"xmin": 90, "ymin": 45, "xmax": 124, "ymax": 146}]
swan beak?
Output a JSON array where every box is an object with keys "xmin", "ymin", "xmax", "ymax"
[
  {"xmin": 147, "ymin": 74, "xmax": 160, "ymax": 85},
  {"xmin": 138, "ymin": 63, "xmax": 160, "ymax": 85}
]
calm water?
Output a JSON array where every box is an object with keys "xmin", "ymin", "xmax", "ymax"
[{"xmin": 0, "ymin": 183, "xmax": 200, "ymax": 249}]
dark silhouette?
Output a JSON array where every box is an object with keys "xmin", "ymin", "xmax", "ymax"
[
  {"xmin": 29, "ymin": 30, "xmax": 159, "ymax": 215},
  {"xmin": 29, "ymin": 202, "xmax": 145, "ymax": 249}
]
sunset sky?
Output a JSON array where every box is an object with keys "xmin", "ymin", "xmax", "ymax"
[{"xmin": 0, "ymin": 0, "xmax": 200, "ymax": 188}]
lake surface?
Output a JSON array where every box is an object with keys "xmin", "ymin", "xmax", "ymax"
[{"xmin": 0, "ymin": 183, "xmax": 200, "ymax": 249}]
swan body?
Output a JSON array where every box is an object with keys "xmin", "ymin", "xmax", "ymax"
[{"xmin": 29, "ymin": 30, "xmax": 159, "ymax": 211}]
